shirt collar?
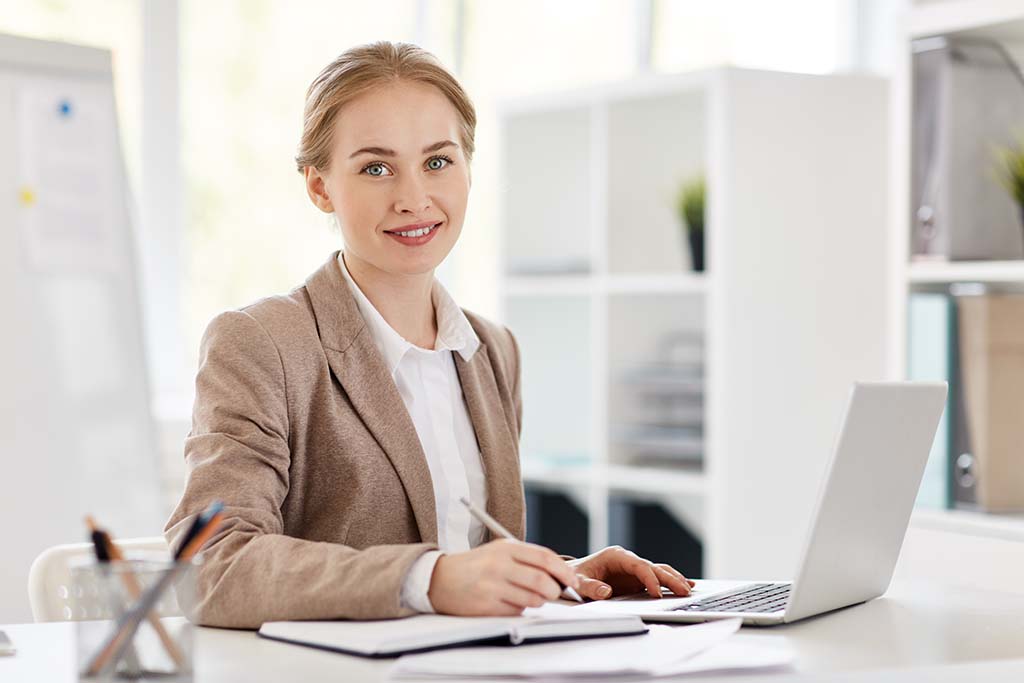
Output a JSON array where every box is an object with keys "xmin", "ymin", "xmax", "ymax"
[{"xmin": 337, "ymin": 251, "xmax": 480, "ymax": 375}]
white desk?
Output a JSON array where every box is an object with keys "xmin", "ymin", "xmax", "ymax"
[{"xmin": 4, "ymin": 528, "xmax": 1024, "ymax": 682}]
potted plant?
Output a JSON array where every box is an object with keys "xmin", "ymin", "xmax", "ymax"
[
  {"xmin": 994, "ymin": 136, "xmax": 1024, "ymax": 240},
  {"xmin": 676, "ymin": 175, "xmax": 706, "ymax": 272}
]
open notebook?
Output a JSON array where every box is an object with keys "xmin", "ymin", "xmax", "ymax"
[{"xmin": 258, "ymin": 603, "xmax": 648, "ymax": 658}]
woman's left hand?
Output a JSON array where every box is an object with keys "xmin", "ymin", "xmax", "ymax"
[{"xmin": 569, "ymin": 546, "xmax": 695, "ymax": 601}]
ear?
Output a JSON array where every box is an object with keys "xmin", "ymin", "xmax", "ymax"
[{"xmin": 304, "ymin": 166, "xmax": 334, "ymax": 213}]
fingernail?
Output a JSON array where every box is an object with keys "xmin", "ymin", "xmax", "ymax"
[{"xmin": 598, "ymin": 585, "xmax": 612, "ymax": 598}]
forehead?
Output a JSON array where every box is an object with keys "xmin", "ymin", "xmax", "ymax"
[{"xmin": 334, "ymin": 81, "xmax": 461, "ymax": 152}]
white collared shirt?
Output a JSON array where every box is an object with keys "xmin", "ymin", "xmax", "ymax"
[{"xmin": 338, "ymin": 252, "xmax": 487, "ymax": 612}]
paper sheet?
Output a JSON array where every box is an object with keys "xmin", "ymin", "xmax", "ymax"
[
  {"xmin": 390, "ymin": 619, "xmax": 746, "ymax": 679},
  {"xmin": 15, "ymin": 79, "xmax": 118, "ymax": 272},
  {"xmin": 651, "ymin": 640, "xmax": 794, "ymax": 677}
]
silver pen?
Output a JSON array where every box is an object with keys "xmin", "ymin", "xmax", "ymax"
[{"xmin": 459, "ymin": 496, "xmax": 584, "ymax": 603}]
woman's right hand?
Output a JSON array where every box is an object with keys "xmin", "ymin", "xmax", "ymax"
[{"xmin": 427, "ymin": 539, "xmax": 580, "ymax": 616}]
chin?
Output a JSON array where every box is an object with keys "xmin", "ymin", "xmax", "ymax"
[{"xmin": 389, "ymin": 243, "xmax": 456, "ymax": 275}]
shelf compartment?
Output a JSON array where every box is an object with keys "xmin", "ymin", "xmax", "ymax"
[
  {"xmin": 501, "ymin": 106, "xmax": 594, "ymax": 277},
  {"xmin": 506, "ymin": 295, "xmax": 593, "ymax": 467},
  {"xmin": 606, "ymin": 90, "xmax": 707, "ymax": 275},
  {"xmin": 607, "ymin": 292, "xmax": 704, "ymax": 469}
]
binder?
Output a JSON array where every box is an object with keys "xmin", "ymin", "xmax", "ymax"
[
  {"xmin": 911, "ymin": 37, "xmax": 1024, "ymax": 260},
  {"xmin": 955, "ymin": 295, "xmax": 1024, "ymax": 512}
]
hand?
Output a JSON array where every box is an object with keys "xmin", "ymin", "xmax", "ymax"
[
  {"xmin": 569, "ymin": 546, "xmax": 695, "ymax": 601},
  {"xmin": 427, "ymin": 539, "xmax": 581, "ymax": 616}
]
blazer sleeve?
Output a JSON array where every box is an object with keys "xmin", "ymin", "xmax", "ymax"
[{"xmin": 164, "ymin": 310, "xmax": 437, "ymax": 629}]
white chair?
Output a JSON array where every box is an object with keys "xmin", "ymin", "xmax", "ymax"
[{"xmin": 28, "ymin": 537, "xmax": 181, "ymax": 622}]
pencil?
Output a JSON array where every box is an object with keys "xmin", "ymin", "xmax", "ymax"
[
  {"xmin": 459, "ymin": 497, "xmax": 584, "ymax": 603},
  {"xmin": 84, "ymin": 517, "xmax": 186, "ymax": 670},
  {"xmin": 86, "ymin": 503, "xmax": 224, "ymax": 676}
]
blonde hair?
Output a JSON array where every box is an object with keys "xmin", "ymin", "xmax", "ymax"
[{"xmin": 295, "ymin": 41, "xmax": 477, "ymax": 173}]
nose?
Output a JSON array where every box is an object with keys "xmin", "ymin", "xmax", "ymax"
[{"xmin": 393, "ymin": 172, "xmax": 432, "ymax": 215}]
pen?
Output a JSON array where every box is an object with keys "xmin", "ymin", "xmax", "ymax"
[
  {"xmin": 86, "ymin": 518, "xmax": 143, "ymax": 676},
  {"xmin": 86, "ymin": 501, "xmax": 224, "ymax": 676},
  {"xmin": 459, "ymin": 496, "xmax": 584, "ymax": 603},
  {"xmin": 85, "ymin": 516, "xmax": 186, "ymax": 670}
]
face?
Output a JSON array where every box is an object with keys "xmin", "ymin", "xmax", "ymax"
[{"xmin": 305, "ymin": 80, "xmax": 471, "ymax": 277}]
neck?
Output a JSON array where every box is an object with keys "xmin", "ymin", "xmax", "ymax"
[{"xmin": 343, "ymin": 251, "xmax": 437, "ymax": 349}]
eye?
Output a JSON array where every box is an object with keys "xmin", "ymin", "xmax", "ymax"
[
  {"xmin": 427, "ymin": 154, "xmax": 454, "ymax": 171},
  {"xmin": 360, "ymin": 154, "xmax": 454, "ymax": 177},
  {"xmin": 361, "ymin": 162, "xmax": 392, "ymax": 177}
]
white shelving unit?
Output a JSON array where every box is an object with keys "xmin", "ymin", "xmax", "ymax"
[
  {"xmin": 498, "ymin": 66, "xmax": 890, "ymax": 579},
  {"xmin": 890, "ymin": 1, "xmax": 1024, "ymax": 540}
]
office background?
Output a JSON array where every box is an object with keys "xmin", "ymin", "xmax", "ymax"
[{"xmin": 5, "ymin": 0, "xmax": 1024, "ymax": 625}]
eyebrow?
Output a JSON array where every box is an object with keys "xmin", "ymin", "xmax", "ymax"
[{"xmin": 349, "ymin": 140, "xmax": 457, "ymax": 159}]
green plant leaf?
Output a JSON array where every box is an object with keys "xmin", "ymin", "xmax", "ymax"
[{"xmin": 676, "ymin": 175, "xmax": 706, "ymax": 234}]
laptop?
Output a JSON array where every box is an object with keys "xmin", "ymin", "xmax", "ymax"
[{"xmin": 579, "ymin": 381, "xmax": 948, "ymax": 626}]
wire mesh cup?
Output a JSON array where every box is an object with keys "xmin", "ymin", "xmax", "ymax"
[{"xmin": 71, "ymin": 557, "xmax": 198, "ymax": 681}]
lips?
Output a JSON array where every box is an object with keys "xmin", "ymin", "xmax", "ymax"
[{"xmin": 385, "ymin": 221, "xmax": 441, "ymax": 235}]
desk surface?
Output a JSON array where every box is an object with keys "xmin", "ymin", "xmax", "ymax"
[{"xmin": 4, "ymin": 528, "xmax": 1024, "ymax": 682}]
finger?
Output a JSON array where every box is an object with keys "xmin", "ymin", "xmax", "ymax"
[
  {"xmin": 654, "ymin": 563, "xmax": 692, "ymax": 590},
  {"xmin": 507, "ymin": 563, "xmax": 562, "ymax": 602},
  {"xmin": 510, "ymin": 543, "xmax": 579, "ymax": 590},
  {"xmin": 499, "ymin": 581, "xmax": 550, "ymax": 610},
  {"xmin": 653, "ymin": 565, "xmax": 691, "ymax": 596},
  {"xmin": 655, "ymin": 563, "xmax": 697, "ymax": 587},
  {"xmin": 629, "ymin": 561, "xmax": 663, "ymax": 598},
  {"xmin": 497, "ymin": 600, "xmax": 526, "ymax": 615},
  {"xmin": 577, "ymin": 575, "xmax": 613, "ymax": 601}
]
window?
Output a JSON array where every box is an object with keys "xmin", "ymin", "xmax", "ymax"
[{"xmin": 180, "ymin": 1, "xmax": 418, "ymax": 374}]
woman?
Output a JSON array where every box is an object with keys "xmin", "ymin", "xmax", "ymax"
[{"xmin": 165, "ymin": 41, "xmax": 694, "ymax": 629}]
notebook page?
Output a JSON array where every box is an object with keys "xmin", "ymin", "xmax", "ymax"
[{"xmin": 391, "ymin": 619, "xmax": 743, "ymax": 678}]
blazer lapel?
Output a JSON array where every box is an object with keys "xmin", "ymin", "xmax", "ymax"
[
  {"xmin": 304, "ymin": 252, "xmax": 438, "ymax": 545},
  {"xmin": 455, "ymin": 344, "xmax": 526, "ymax": 541}
]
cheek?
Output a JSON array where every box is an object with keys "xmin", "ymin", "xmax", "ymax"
[
  {"xmin": 440, "ymin": 175, "xmax": 470, "ymax": 214},
  {"xmin": 334, "ymin": 182, "xmax": 386, "ymax": 222}
]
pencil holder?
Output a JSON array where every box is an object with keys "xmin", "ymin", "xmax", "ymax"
[{"xmin": 71, "ymin": 558, "xmax": 197, "ymax": 682}]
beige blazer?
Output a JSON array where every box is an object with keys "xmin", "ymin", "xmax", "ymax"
[{"xmin": 164, "ymin": 251, "xmax": 526, "ymax": 629}]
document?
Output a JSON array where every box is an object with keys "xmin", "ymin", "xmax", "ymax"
[
  {"xmin": 390, "ymin": 618, "xmax": 792, "ymax": 679},
  {"xmin": 15, "ymin": 79, "xmax": 117, "ymax": 272}
]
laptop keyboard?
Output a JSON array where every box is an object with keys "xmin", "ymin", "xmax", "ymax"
[{"xmin": 672, "ymin": 583, "xmax": 791, "ymax": 614}]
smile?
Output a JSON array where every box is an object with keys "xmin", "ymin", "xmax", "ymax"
[
  {"xmin": 388, "ymin": 222, "xmax": 440, "ymax": 237},
  {"xmin": 384, "ymin": 221, "xmax": 443, "ymax": 246}
]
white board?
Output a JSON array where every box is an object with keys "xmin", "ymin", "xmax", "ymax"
[{"xmin": 0, "ymin": 33, "xmax": 162, "ymax": 622}]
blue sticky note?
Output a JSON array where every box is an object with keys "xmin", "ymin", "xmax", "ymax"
[{"xmin": 57, "ymin": 99, "xmax": 73, "ymax": 117}]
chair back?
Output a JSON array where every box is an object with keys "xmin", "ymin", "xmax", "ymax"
[{"xmin": 28, "ymin": 537, "xmax": 179, "ymax": 622}]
